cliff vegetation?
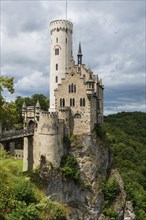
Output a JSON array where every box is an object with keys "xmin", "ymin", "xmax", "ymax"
[
  {"xmin": 104, "ymin": 111, "xmax": 146, "ymax": 220},
  {"xmin": 0, "ymin": 150, "xmax": 67, "ymax": 220}
]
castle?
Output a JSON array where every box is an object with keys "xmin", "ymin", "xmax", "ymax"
[{"xmin": 22, "ymin": 20, "xmax": 104, "ymax": 171}]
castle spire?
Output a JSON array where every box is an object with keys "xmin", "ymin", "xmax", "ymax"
[
  {"xmin": 22, "ymin": 101, "xmax": 26, "ymax": 109},
  {"xmin": 77, "ymin": 41, "xmax": 83, "ymax": 64},
  {"xmin": 35, "ymin": 99, "xmax": 41, "ymax": 108}
]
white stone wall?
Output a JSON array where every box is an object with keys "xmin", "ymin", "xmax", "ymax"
[
  {"xmin": 50, "ymin": 20, "xmax": 73, "ymax": 111},
  {"xmin": 33, "ymin": 112, "xmax": 64, "ymax": 168}
]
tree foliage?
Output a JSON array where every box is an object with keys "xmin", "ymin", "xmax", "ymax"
[
  {"xmin": 0, "ymin": 150, "xmax": 67, "ymax": 220},
  {"xmin": 0, "ymin": 75, "xmax": 14, "ymax": 107},
  {"xmin": 102, "ymin": 177, "xmax": 120, "ymax": 202},
  {"xmin": 0, "ymin": 75, "xmax": 15, "ymax": 129},
  {"xmin": 60, "ymin": 154, "xmax": 80, "ymax": 182},
  {"xmin": 104, "ymin": 112, "xmax": 146, "ymax": 219}
]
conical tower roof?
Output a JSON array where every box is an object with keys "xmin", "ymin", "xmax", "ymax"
[
  {"xmin": 78, "ymin": 42, "xmax": 82, "ymax": 56},
  {"xmin": 22, "ymin": 101, "xmax": 26, "ymax": 109},
  {"xmin": 35, "ymin": 99, "xmax": 41, "ymax": 108}
]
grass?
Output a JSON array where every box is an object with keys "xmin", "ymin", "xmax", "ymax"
[{"xmin": 14, "ymin": 159, "xmax": 23, "ymax": 172}]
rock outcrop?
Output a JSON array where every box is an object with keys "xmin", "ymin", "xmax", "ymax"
[
  {"xmin": 44, "ymin": 132, "xmax": 111, "ymax": 219},
  {"xmin": 38, "ymin": 131, "xmax": 135, "ymax": 219}
]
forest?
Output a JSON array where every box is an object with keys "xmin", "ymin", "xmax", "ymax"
[{"xmin": 104, "ymin": 112, "xmax": 146, "ymax": 219}]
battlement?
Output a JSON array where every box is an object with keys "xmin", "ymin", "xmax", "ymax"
[
  {"xmin": 50, "ymin": 19, "xmax": 73, "ymax": 34},
  {"xmin": 59, "ymin": 107, "xmax": 71, "ymax": 112},
  {"xmin": 41, "ymin": 111, "xmax": 58, "ymax": 118}
]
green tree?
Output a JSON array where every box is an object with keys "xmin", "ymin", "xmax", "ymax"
[
  {"xmin": 0, "ymin": 75, "xmax": 15, "ymax": 129},
  {"xmin": 0, "ymin": 102, "xmax": 20, "ymax": 130},
  {"xmin": 0, "ymin": 75, "xmax": 14, "ymax": 107},
  {"xmin": 104, "ymin": 112, "xmax": 146, "ymax": 218}
]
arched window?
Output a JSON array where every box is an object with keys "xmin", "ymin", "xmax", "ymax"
[
  {"xmin": 56, "ymin": 38, "xmax": 58, "ymax": 43},
  {"xmin": 69, "ymin": 84, "xmax": 76, "ymax": 93},
  {"xmin": 60, "ymin": 98, "xmax": 65, "ymax": 107},
  {"xmin": 80, "ymin": 98, "xmax": 82, "ymax": 107},
  {"xmin": 83, "ymin": 98, "xmax": 85, "ymax": 106},
  {"xmin": 74, "ymin": 113, "xmax": 81, "ymax": 119},
  {"xmin": 55, "ymin": 76, "xmax": 58, "ymax": 83},
  {"xmin": 71, "ymin": 83, "xmax": 74, "ymax": 93},
  {"xmin": 74, "ymin": 85, "xmax": 76, "ymax": 93},
  {"xmin": 70, "ymin": 98, "xmax": 75, "ymax": 107},
  {"xmin": 70, "ymin": 98, "xmax": 72, "ymax": 106},
  {"xmin": 80, "ymin": 98, "xmax": 85, "ymax": 107},
  {"xmin": 56, "ymin": 64, "xmax": 58, "ymax": 70},
  {"xmin": 60, "ymin": 99, "xmax": 62, "ymax": 107},
  {"xmin": 73, "ymin": 98, "xmax": 75, "ymax": 106}
]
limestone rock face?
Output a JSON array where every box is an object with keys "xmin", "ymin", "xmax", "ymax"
[
  {"xmin": 124, "ymin": 201, "xmax": 136, "ymax": 220},
  {"xmin": 46, "ymin": 133, "xmax": 111, "ymax": 219}
]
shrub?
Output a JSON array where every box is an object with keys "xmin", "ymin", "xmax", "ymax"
[
  {"xmin": 102, "ymin": 177, "xmax": 120, "ymax": 202},
  {"xmin": 13, "ymin": 180, "xmax": 38, "ymax": 205},
  {"xmin": 102, "ymin": 208, "xmax": 118, "ymax": 219},
  {"xmin": 7, "ymin": 202, "xmax": 40, "ymax": 220},
  {"xmin": 60, "ymin": 154, "xmax": 80, "ymax": 182},
  {"xmin": 70, "ymin": 134, "xmax": 77, "ymax": 142},
  {"xmin": 94, "ymin": 124, "xmax": 105, "ymax": 139},
  {"xmin": 38, "ymin": 199, "xmax": 67, "ymax": 220}
]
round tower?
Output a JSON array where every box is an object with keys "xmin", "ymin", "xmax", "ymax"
[{"xmin": 49, "ymin": 19, "xmax": 73, "ymax": 111}]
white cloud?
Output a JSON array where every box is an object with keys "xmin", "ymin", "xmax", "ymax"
[{"xmin": 1, "ymin": 1, "xmax": 145, "ymax": 114}]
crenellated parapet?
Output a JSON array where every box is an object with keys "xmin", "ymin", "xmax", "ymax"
[
  {"xmin": 50, "ymin": 19, "xmax": 73, "ymax": 34},
  {"xmin": 41, "ymin": 111, "xmax": 58, "ymax": 118}
]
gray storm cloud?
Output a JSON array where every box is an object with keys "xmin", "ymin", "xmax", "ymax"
[{"xmin": 1, "ymin": 1, "xmax": 145, "ymax": 114}]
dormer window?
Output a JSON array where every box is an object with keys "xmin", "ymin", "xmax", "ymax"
[{"xmin": 69, "ymin": 84, "xmax": 76, "ymax": 93}]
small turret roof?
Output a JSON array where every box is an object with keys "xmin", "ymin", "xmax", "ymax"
[
  {"xmin": 78, "ymin": 42, "xmax": 82, "ymax": 56},
  {"xmin": 86, "ymin": 72, "xmax": 95, "ymax": 83},
  {"xmin": 22, "ymin": 101, "xmax": 26, "ymax": 108},
  {"xmin": 35, "ymin": 99, "xmax": 41, "ymax": 108}
]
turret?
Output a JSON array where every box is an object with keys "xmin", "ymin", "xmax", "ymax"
[
  {"xmin": 22, "ymin": 101, "xmax": 27, "ymax": 118},
  {"xmin": 50, "ymin": 19, "xmax": 73, "ymax": 112},
  {"xmin": 86, "ymin": 72, "xmax": 95, "ymax": 97},
  {"xmin": 35, "ymin": 100, "xmax": 41, "ymax": 120},
  {"xmin": 77, "ymin": 42, "xmax": 83, "ymax": 65}
]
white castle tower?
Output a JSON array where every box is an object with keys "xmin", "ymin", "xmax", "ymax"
[{"xmin": 49, "ymin": 19, "xmax": 73, "ymax": 111}]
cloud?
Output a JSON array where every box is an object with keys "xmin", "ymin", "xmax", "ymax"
[{"xmin": 1, "ymin": 1, "xmax": 145, "ymax": 114}]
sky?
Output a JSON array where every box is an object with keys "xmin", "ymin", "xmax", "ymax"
[{"xmin": 1, "ymin": 0, "xmax": 146, "ymax": 115}]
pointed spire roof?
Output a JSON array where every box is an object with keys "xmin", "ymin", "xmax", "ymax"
[
  {"xmin": 78, "ymin": 42, "xmax": 82, "ymax": 56},
  {"xmin": 22, "ymin": 101, "xmax": 26, "ymax": 109},
  {"xmin": 35, "ymin": 99, "xmax": 41, "ymax": 108}
]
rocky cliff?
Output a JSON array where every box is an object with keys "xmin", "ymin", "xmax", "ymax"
[{"xmin": 37, "ymin": 128, "xmax": 135, "ymax": 219}]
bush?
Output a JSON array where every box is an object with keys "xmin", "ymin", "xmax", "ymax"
[
  {"xmin": 102, "ymin": 177, "xmax": 120, "ymax": 202},
  {"xmin": 7, "ymin": 202, "xmax": 40, "ymax": 220},
  {"xmin": 102, "ymin": 208, "xmax": 118, "ymax": 219},
  {"xmin": 94, "ymin": 124, "xmax": 107, "ymax": 142},
  {"xmin": 38, "ymin": 199, "xmax": 67, "ymax": 220},
  {"xmin": 60, "ymin": 154, "xmax": 80, "ymax": 182},
  {"xmin": 13, "ymin": 180, "xmax": 38, "ymax": 205}
]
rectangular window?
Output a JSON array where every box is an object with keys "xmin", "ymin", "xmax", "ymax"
[
  {"xmin": 56, "ymin": 76, "xmax": 58, "ymax": 83},
  {"xmin": 55, "ymin": 48, "xmax": 59, "ymax": 55},
  {"xmin": 56, "ymin": 64, "xmax": 58, "ymax": 71}
]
